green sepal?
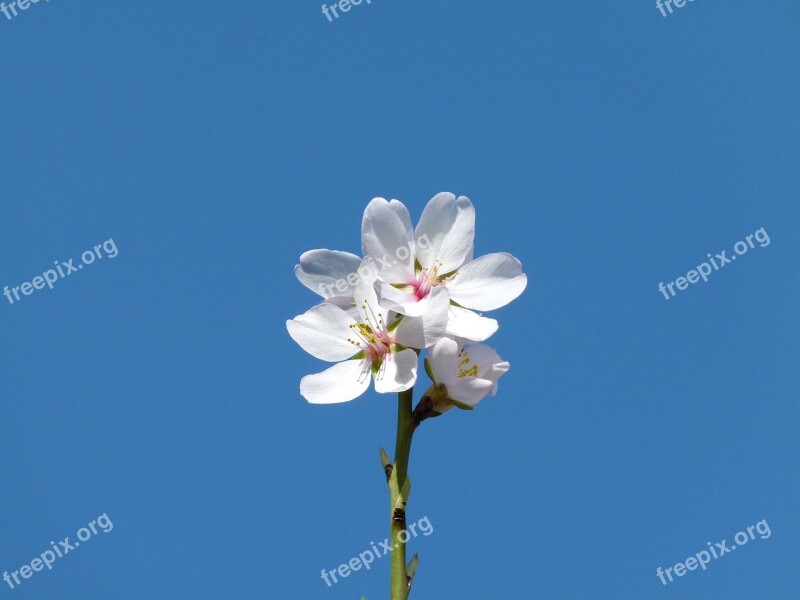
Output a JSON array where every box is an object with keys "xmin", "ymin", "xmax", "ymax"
[
  {"xmin": 451, "ymin": 398, "xmax": 475, "ymax": 411},
  {"xmin": 406, "ymin": 554, "xmax": 420, "ymax": 579},
  {"xmin": 379, "ymin": 447, "xmax": 391, "ymax": 469},
  {"xmin": 387, "ymin": 315, "xmax": 403, "ymax": 333}
]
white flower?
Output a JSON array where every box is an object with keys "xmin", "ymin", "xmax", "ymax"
[
  {"xmin": 362, "ymin": 193, "xmax": 527, "ymax": 343},
  {"xmin": 426, "ymin": 337, "xmax": 509, "ymax": 410},
  {"xmin": 286, "ymin": 267, "xmax": 447, "ymax": 404}
]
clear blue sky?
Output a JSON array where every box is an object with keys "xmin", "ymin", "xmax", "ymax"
[{"xmin": 1, "ymin": 1, "xmax": 797, "ymax": 598}]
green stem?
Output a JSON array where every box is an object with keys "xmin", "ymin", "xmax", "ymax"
[{"xmin": 390, "ymin": 388, "xmax": 416, "ymax": 599}]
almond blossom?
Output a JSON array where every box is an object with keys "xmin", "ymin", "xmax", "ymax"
[
  {"xmin": 287, "ymin": 192, "xmax": 526, "ymax": 599},
  {"xmin": 424, "ymin": 336, "xmax": 510, "ymax": 412},
  {"xmin": 362, "ymin": 193, "xmax": 527, "ymax": 343},
  {"xmin": 286, "ymin": 266, "xmax": 447, "ymax": 404}
]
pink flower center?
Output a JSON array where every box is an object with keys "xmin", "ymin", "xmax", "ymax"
[
  {"xmin": 411, "ymin": 265, "xmax": 440, "ymax": 300},
  {"xmin": 347, "ymin": 301, "xmax": 393, "ymax": 363}
]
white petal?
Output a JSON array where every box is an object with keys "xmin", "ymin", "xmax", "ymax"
[
  {"xmin": 466, "ymin": 345, "xmax": 510, "ymax": 379},
  {"xmin": 445, "ymin": 305, "xmax": 498, "ymax": 342},
  {"xmin": 447, "ymin": 253, "xmax": 527, "ymax": 311},
  {"xmin": 393, "ymin": 287, "xmax": 449, "ymax": 348},
  {"xmin": 464, "ymin": 344, "xmax": 509, "ymax": 395},
  {"xmin": 446, "ymin": 377, "xmax": 494, "ymax": 406},
  {"xmin": 377, "ymin": 281, "xmax": 447, "ymax": 318},
  {"xmin": 361, "ymin": 198, "xmax": 416, "ymax": 283},
  {"xmin": 294, "ymin": 249, "xmax": 362, "ymax": 298},
  {"xmin": 351, "ymin": 261, "xmax": 390, "ymax": 327},
  {"xmin": 428, "ymin": 337, "xmax": 459, "ymax": 385},
  {"xmin": 375, "ymin": 282, "xmax": 415, "ymax": 314},
  {"xmin": 387, "ymin": 199, "xmax": 414, "ymax": 247},
  {"xmin": 374, "ymin": 348, "xmax": 418, "ymax": 393},
  {"xmin": 414, "ymin": 193, "xmax": 475, "ymax": 273},
  {"xmin": 286, "ymin": 303, "xmax": 358, "ymax": 362},
  {"xmin": 300, "ymin": 360, "xmax": 371, "ymax": 404},
  {"xmin": 323, "ymin": 296, "xmax": 360, "ymax": 320}
]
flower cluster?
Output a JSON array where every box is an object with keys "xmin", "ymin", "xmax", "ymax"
[{"xmin": 286, "ymin": 193, "xmax": 526, "ymax": 409}]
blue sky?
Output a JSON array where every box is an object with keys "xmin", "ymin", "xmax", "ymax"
[{"xmin": 1, "ymin": 1, "xmax": 798, "ymax": 598}]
